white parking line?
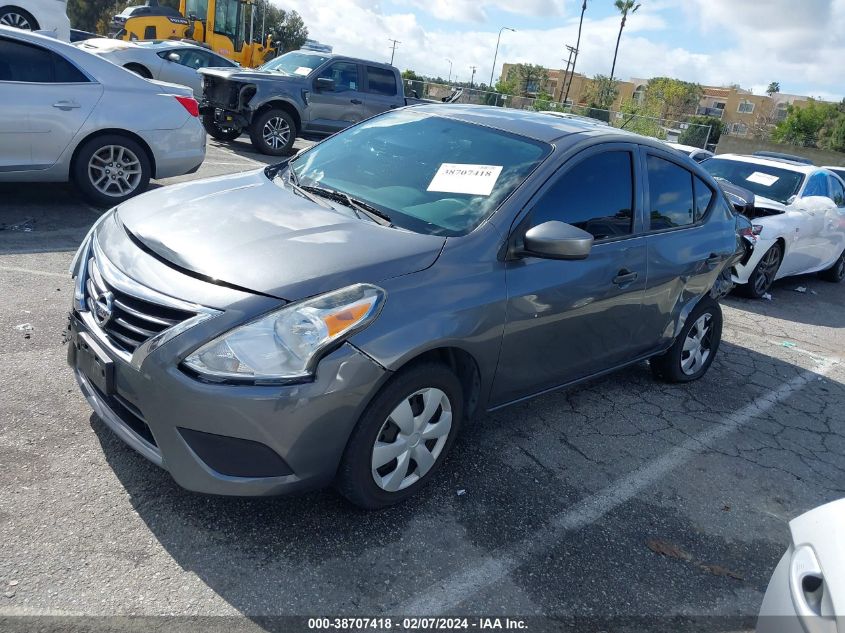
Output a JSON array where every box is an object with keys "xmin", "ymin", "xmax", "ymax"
[
  {"xmin": 0, "ymin": 265, "xmax": 67, "ymax": 279},
  {"xmin": 398, "ymin": 359, "xmax": 838, "ymax": 615}
]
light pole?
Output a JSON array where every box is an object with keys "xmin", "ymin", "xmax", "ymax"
[
  {"xmin": 469, "ymin": 65, "xmax": 477, "ymax": 89},
  {"xmin": 388, "ymin": 38, "xmax": 400, "ymax": 65},
  {"xmin": 489, "ymin": 26, "xmax": 515, "ymax": 88},
  {"xmin": 445, "ymin": 58, "xmax": 453, "ymax": 84}
]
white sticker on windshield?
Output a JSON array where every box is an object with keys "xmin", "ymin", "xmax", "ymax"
[
  {"xmin": 427, "ymin": 163, "xmax": 504, "ymax": 196},
  {"xmin": 294, "ymin": 66, "xmax": 311, "ymax": 76},
  {"xmin": 746, "ymin": 171, "xmax": 780, "ymax": 187}
]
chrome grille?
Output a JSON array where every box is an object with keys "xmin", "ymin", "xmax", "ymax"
[{"xmin": 84, "ymin": 255, "xmax": 196, "ymax": 354}]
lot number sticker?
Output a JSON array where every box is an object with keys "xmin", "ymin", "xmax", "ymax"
[
  {"xmin": 294, "ymin": 66, "xmax": 311, "ymax": 76},
  {"xmin": 427, "ymin": 164, "xmax": 504, "ymax": 196},
  {"xmin": 746, "ymin": 171, "xmax": 780, "ymax": 187}
]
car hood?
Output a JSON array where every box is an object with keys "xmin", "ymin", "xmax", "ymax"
[
  {"xmin": 198, "ymin": 66, "xmax": 295, "ymax": 82},
  {"xmin": 112, "ymin": 169, "xmax": 446, "ymax": 301}
]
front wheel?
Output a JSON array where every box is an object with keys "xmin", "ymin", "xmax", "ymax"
[
  {"xmin": 0, "ymin": 8, "xmax": 38, "ymax": 30},
  {"xmin": 650, "ymin": 299, "xmax": 723, "ymax": 383},
  {"xmin": 818, "ymin": 249, "xmax": 845, "ymax": 283},
  {"xmin": 72, "ymin": 135, "xmax": 151, "ymax": 206},
  {"xmin": 738, "ymin": 242, "xmax": 782, "ymax": 298},
  {"xmin": 336, "ymin": 363, "xmax": 464, "ymax": 509},
  {"xmin": 201, "ymin": 112, "xmax": 242, "ymax": 141},
  {"xmin": 249, "ymin": 108, "xmax": 296, "ymax": 156}
]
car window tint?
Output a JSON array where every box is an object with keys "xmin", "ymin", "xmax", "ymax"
[
  {"xmin": 366, "ymin": 66, "xmax": 397, "ymax": 96},
  {"xmin": 531, "ymin": 151, "xmax": 634, "ymax": 240},
  {"xmin": 180, "ymin": 50, "xmax": 209, "ymax": 69},
  {"xmin": 319, "ymin": 62, "xmax": 358, "ymax": 91},
  {"xmin": 53, "ymin": 54, "xmax": 88, "ymax": 82},
  {"xmin": 694, "ymin": 176, "xmax": 713, "ymax": 221},
  {"xmin": 0, "ymin": 39, "xmax": 53, "ymax": 82},
  {"xmin": 647, "ymin": 155, "xmax": 695, "ymax": 229},
  {"xmin": 828, "ymin": 175, "xmax": 845, "ymax": 207},
  {"xmin": 803, "ymin": 172, "xmax": 829, "ymax": 198}
]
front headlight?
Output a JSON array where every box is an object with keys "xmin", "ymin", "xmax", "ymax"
[{"xmin": 183, "ymin": 283, "xmax": 385, "ymax": 383}]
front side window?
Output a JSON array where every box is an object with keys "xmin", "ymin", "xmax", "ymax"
[
  {"xmin": 647, "ymin": 155, "xmax": 695, "ymax": 230},
  {"xmin": 828, "ymin": 176, "xmax": 845, "ymax": 207},
  {"xmin": 184, "ymin": 0, "xmax": 209, "ymax": 19},
  {"xmin": 803, "ymin": 172, "xmax": 829, "ymax": 198},
  {"xmin": 288, "ymin": 109, "xmax": 550, "ymax": 236},
  {"xmin": 366, "ymin": 66, "xmax": 397, "ymax": 96},
  {"xmin": 701, "ymin": 158, "xmax": 805, "ymax": 205},
  {"xmin": 213, "ymin": 0, "xmax": 241, "ymax": 46},
  {"xmin": 260, "ymin": 51, "xmax": 330, "ymax": 75},
  {"xmin": 0, "ymin": 39, "xmax": 86, "ymax": 83},
  {"xmin": 318, "ymin": 62, "xmax": 358, "ymax": 92},
  {"xmin": 177, "ymin": 50, "xmax": 210, "ymax": 69},
  {"xmin": 531, "ymin": 151, "xmax": 634, "ymax": 240}
]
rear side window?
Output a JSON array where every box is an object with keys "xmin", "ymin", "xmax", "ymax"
[
  {"xmin": 531, "ymin": 151, "xmax": 634, "ymax": 241},
  {"xmin": 366, "ymin": 66, "xmax": 397, "ymax": 96},
  {"xmin": 694, "ymin": 176, "xmax": 714, "ymax": 221},
  {"xmin": 647, "ymin": 155, "xmax": 695, "ymax": 229},
  {"xmin": 0, "ymin": 39, "xmax": 87, "ymax": 83}
]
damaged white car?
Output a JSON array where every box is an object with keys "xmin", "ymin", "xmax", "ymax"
[{"xmin": 702, "ymin": 154, "xmax": 845, "ymax": 298}]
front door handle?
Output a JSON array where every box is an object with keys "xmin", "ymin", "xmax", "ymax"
[
  {"xmin": 52, "ymin": 101, "xmax": 81, "ymax": 110},
  {"xmin": 350, "ymin": 98, "xmax": 363, "ymax": 104},
  {"xmin": 705, "ymin": 253, "xmax": 722, "ymax": 270},
  {"xmin": 612, "ymin": 269, "xmax": 638, "ymax": 287}
]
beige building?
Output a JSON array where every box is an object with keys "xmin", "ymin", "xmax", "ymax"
[{"xmin": 500, "ymin": 62, "xmax": 813, "ymax": 138}]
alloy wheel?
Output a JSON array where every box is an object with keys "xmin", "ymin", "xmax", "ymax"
[
  {"xmin": 0, "ymin": 11, "xmax": 32, "ymax": 29},
  {"xmin": 262, "ymin": 116, "xmax": 291, "ymax": 150},
  {"xmin": 87, "ymin": 145, "xmax": 143, "ymax": 198},
  {"xmin": 371, "ymin": 388, "xmax": 452, "ymax": 492},
  {"xmin": 680, "ymin": 313, "xmax": 713, "ymax": 376},
  {"xmin": 753, "ymin": 246, "xmax": 781, "ymax": 295}
]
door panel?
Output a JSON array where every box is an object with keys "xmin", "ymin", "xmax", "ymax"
[
  {"xmin": 306, "ymin": 61, "xmax": 365, "ymax": 133},
  {"xmin": 0, "ymin": 82, "xmax": 32, "ymax": 169},
  {"xmin": 29, "ymin": 83, "xmax": 102, "ymax": 167}
]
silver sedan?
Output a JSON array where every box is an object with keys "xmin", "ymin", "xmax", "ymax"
[
  {"xmin": 0, "ymin": 26, "xmax": 206, "ymax": 205},
  {"xmin": 76, "ymin": 38, "xmax": 237, "ymax": 95}
]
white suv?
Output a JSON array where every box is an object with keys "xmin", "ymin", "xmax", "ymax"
[{"xmin": 0, "ymin": 0, "xmax": 71, "ymax": 41}]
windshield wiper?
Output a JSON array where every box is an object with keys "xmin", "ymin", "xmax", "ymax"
[
  {"xmin": 299, "ymin": 184, "xmax": 393, "ymax": 226},
  {"xmin": 281, "ymin": 168, "xmax": 335, "ymax": 210}
]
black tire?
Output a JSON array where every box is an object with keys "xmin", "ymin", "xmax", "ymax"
[
  {"xmin": 0, "ymin": 7, "xmax": 38, "ymax": 30},
  {"xmin": 737, "ymin": 242, "xmax": 783, "ymax": 298},
  {"xmin": 336, "ymin": 362, "xmax": 464, "ymax": 509},
  {"xmin": 248, "ymin": 108, "xmax": 296, "ymax": 156},
  {"xmin": 72, "ymin": 135, "xmax": 151, "ymax": 206},
  {"xmin": 123, "ymin": 63, "xmax": 152, "ymax": 79},
  {"xmin": 201, "ymin": 112, "xmax": 242, "ymax": 141},
  {"xmin": 650, "ymin": 298, "xmax": 723, "ymax": 383},
  {"xmin": 818, "ymin": 249, "xmax": 845, "ymax": 283}
]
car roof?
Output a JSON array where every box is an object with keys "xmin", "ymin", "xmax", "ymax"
[
  {"xmin": 710, "ymin": 153, "xmax": 818, "ymax": 175},
  {"xmin": 823, "ymin": 165, "xmax": 845, "ymax": 173},
  {"xmin": 409, "ymin": 104, "xmax": 668, "ymax": 146}
]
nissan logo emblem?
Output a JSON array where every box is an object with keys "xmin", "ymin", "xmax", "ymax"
[{"xmin": 93, "ymin": 290, "xmax": 115, "ymax": 327}]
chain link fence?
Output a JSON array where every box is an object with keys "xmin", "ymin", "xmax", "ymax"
[{"xmin": 405, "ymin": 80, "xmax": 715, "ymax": 150}]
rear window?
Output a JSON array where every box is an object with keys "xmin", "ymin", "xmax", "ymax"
[
  {"xmin": 701, "ymin": 158, "xmax": 804, "ymax": 205},
  {"xmin": 366, "ymin": 66, "xmax": 397, "ymax": 96}
]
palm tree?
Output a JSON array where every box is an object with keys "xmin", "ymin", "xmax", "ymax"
[
  {"xmin": 766, "ymin": 81, "xmax": 780, "ymax": 96},
  {"xmin": 609, "ymin": 0, "xmax": 640, "ymax": 83}
]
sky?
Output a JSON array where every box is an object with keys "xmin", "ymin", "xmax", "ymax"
[{"xmin": 275, "ymin": 0, "xmax": 845, "ymax": 101}]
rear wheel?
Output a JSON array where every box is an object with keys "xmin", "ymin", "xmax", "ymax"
[
  {"xmin": 818, "ymin": 249, "xmax": 845, "ymax": 283},
  {"xmin": 201, "ymin": 112, "xmax": 242, "ymax": 141},
  {"xmin": 738, "ymin": 242, "xmax": 782, "ymax": 298},
  {"xmin": 0, "ymin": 7, "xmax": 38, "ymax": 30},
  {"xmin": 650, "ymin": 299, "xmax": 722, "ymax": 383},
  {"xmin": 72, "ymin": 135, "xmax": 151, "ymax": 206},
  {"xmin": 337, "ymin": 363, "xmax": 463, "ymax": 509},
  {"xmin": 123, "ymin": 63, "xmax": 152, "ymax": 79},
  {"xmin": 249, "ymin": 108, "xmax": 296, "ymax": 156}
]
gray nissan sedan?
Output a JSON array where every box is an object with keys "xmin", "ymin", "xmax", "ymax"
[{"xmin": 68, "ymin": 105, "xmax": 744, "ymax": 508}]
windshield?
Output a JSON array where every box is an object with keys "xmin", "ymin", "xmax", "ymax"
[
  {"xmin": 701, "ymin": 158, "xmax": 805, "ymax": 205},
  {"xmin": 287, "ymin": 109, "xmax": 551, "ymax": 236},
  {"xmin": 260, "ymin": 51, "xmax": 330, "ymax": 75}
]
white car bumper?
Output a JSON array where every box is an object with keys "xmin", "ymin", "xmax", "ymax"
[{"xmin": 139, "ymin": 116, "xmax": 206, "ymax": 179}]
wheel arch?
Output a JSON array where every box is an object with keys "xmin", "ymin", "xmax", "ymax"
[
  {"xmin": 253, "ymin": 99, "xmax": 302, "ymax": 133},
  {"xmin": 69, "ymin": 128, "xmax": 157, "ymax": 179},
  {"xmin": 122, "ymin": 62, "xmax": 153, "ymax": 79}
]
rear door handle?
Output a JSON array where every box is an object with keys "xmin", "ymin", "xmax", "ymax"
[
  {"xmin": 350, "ymin": 98, "xmax": 363, "ymax": 104},
  {"xmin": 612, "ymin": 269, "xmax": 638, "ymax": 287},
  {"xmin": 705, "ymin": 253, "xmax": 722, "ymax": 269},
  {"xmin": 52, "ymin": 101, "xmax": 81, "ymax": 110}
]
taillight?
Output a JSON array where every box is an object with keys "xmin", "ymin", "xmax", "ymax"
[{"xmin": 174, "ymin": 95, "xmax": 199, "ymax": 117}]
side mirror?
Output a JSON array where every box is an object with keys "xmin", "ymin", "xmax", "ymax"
[
  {"xmin": 520, "ymin": 221, "xmax": 593, "ymax": 260},
  {"xmin": 315, "ymin": 77, "xmax": 335, "ymax": 92},
  {"xmin": 167, "ymin": 52, "xmax": 180, "ymax": 63}
]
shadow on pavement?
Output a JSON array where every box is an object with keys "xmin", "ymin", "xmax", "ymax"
[{"xmin": 89, "ymin": 340, "xmax": 845, "ymax": 621}]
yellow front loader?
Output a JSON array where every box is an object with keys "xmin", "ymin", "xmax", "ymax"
[{"xmin": 113, "ymin": 0, "xmax": 274, "ymax": 68}]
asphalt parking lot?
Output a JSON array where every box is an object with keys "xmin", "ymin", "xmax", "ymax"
[{"xmin": 1, "ymin": 136, "xmax": 844, "ymax": 630}]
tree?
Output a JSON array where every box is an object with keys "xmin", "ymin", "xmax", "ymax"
[
  {"xmin": 610, "ymin": 0, "xmax": 640, "ymax": 82},
  {"xmin": 583, "ymin": 74, "xmax": 619, "ymax": 110},
  {"xmin": 511, "ymin": 63, "xmax": 548, "ymax": 97},
  {"xmin": 643, "ymin": 76, "xmax": 702, "ymax": 121},
  {"xmin": 679, "ymin": 115, "xmax": 725, "ymax": 148},
  {"xmin": 256, "ymin": 3, "xmax": 308, "ymax": 53},
  {"xmin": 766, "ymin": 81, "xmax": 780, "ymax": 96},
  {"xmin": 772, "ymin": 99, "xmax": 843, "ymax": 148},
  {"xmin": 401, "ymin": 69, "xmax": 423, "ymax": 81}
]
